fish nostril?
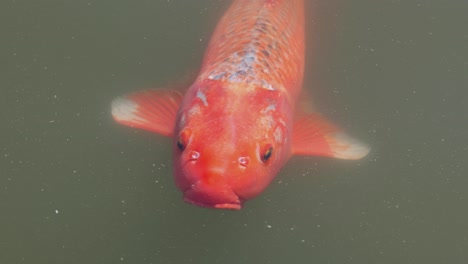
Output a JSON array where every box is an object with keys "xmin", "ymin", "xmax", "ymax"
[
  {"xmin": 189, "ymin": 151, "xmax": 200, "ymax": 161},
  {"xmin": 238, "ymin": 156, "xmax": 249, "ymax": 167}
]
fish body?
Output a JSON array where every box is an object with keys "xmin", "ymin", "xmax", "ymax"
[{"xmin": 111, "ymin": 0, "xmax": 369, "ymax": 210}]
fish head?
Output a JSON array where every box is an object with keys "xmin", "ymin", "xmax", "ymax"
[{"xmin": 172, "ymin": 83, "xmax": 291, "ymax": 210}]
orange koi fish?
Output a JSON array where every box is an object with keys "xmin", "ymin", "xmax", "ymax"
[{"xmin": 111, "ymin": 0, "xmax": 369, "ymax": 210}]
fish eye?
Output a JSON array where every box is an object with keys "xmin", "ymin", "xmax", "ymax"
[
  {"xmin": 261, "ymin": 145, "xmax": 273, "ymax": 163},
  {"xmin": 177, "ymin": 128, "xmax": 192, "ymax": 151},
  {"xmin": 177, "ymin": 138, "xmax": 185, "ymax": 151}
]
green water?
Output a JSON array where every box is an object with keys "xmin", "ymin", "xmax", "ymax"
[{"xmin": 1, "ymin": 1, "xmax": 467, "ymax": 263}]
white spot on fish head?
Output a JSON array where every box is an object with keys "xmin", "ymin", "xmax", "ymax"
[
  {"xmin": 196, "ymin": 89, "xmax": 208, "ymax": 106},
  {"xmin": 274, "ymin": 126, "xmax": 283, "ymax": 143},
  {"xmin": 261, "ymin": 103, "xmax": 276, "ymax": 114},
  {"xmin": 179, "ymin": 113, "xmax": 186, "ymax": 128},
  {"xmin": 208, "ymin": 71, "xmax": 226, "ymax": 80},
  {"xmin": 260, "ymin": 80, "xmax": 275, "ymax": 90},
  {"xmin": 258, "ymin": 113, "xmax": 275, "ymax": 130},
  {"xmin": 187, "ymin": 104, "xmax": 201, "ymax": 118},
  {"xmin": 278, "ymin": 118, "xmax": 286, "ymax": 127}
]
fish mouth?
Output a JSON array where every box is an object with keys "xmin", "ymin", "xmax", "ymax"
[
  {"xmin": 183, "ymin": 183, "xmax": 242, "ymax": 210},
  {"xmin": 184, "ymin": 197, "xmax": 242, "ymax": 210}
]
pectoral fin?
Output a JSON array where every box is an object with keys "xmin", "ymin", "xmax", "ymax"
[
  {"xmin": 111, "ymin": 89, "xmax": 183, "ymax": 137},
  {"xmin": 291, "ymin": 114, "xmax": 370, "ymax": 159}
]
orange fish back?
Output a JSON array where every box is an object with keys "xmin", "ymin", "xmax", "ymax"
[{"xmin": 199, "ymin": 0, "xmax": 305, "ymax": 99}]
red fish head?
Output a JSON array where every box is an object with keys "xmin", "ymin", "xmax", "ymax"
[{"xmin": 172, "ymin": 85, "xmax": 291, "ymax": 210}]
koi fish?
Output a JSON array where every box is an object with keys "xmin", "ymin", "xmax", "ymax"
[{"xmin": 111, "ymin": 0, "xmax": 370, "ymax": 210}]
